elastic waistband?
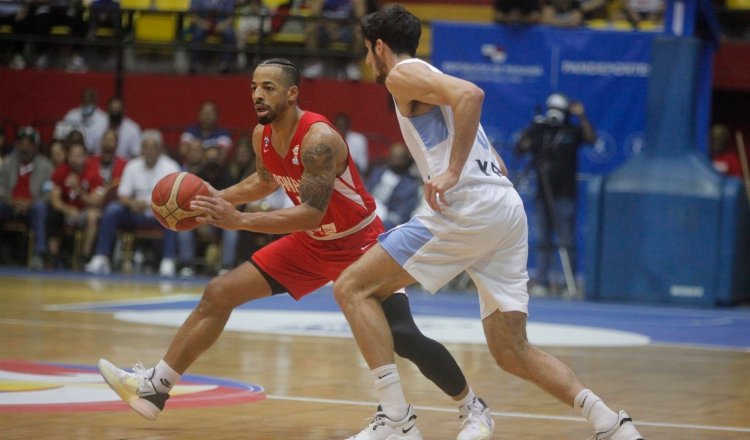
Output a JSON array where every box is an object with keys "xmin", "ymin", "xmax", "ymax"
[{"xmin": 306, "ymin": 212, "xmax": 377, "ymax": 241}]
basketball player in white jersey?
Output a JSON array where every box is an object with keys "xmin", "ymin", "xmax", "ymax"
[{"xmin": 333, "ymin": 5, "xmax": 645, "ymax": 440}]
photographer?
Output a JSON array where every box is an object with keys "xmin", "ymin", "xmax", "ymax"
[{"xmin": 515, "ymin": 93, "xmax": 596, "ymax": 296}]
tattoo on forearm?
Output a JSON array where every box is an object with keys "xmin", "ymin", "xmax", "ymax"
[{"xmin": 299, "ymin": 142, "xmax": 336, "ymax": 212}]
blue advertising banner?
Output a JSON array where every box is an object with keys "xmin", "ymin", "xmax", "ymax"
[{"xmin": 431, "ymin": 23, "xmax": 657, "ymax": 281}]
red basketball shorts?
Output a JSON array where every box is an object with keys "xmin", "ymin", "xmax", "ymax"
[{"xmin": 251, "ymin": 217, "xmax": 384, "ymax": 300}]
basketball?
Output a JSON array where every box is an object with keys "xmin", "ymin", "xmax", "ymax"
[{"xmin": 151, "ymin": 172, "xmax": 210, "ymax": 231}]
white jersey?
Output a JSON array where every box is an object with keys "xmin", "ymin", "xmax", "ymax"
[{"xmin": 393, "ymin": 58, "xmax": 512, "ymax": 191}]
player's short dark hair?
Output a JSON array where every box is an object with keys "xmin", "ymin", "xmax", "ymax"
[
  {"xmin": 361, "ymin": 4, "xmax": 421, "ymax": 58},
  {"xmin": 257, "ymin": 58, "xmax": 301, "ymax": 87}
]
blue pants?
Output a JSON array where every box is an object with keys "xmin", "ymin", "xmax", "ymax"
[
  {"xmin": 190, "ymin": 24, "xmax": 236, "ymax": 64},
  {"xmin": 178, "ymin": 226, "xmax": 238, "ymax": 268},
  {"xmin": 93, "ymin": 202, "xmax": 176, "ymax": 259},
  {"xmin": 0, "ymin": 200, "xmax": 48, "ymax": 254}
]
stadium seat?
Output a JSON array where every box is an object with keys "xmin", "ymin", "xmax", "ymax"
[
  {"xmin": 155, "ymin": 0, "xmax": 190, "ymax": 12},
  {"xmin": 134, "ymin": 11, "xmax": 179, "ymax": 42},
  {"xmin": 120, "ymin": 0, "xmax": 154, "ymax": 9}
]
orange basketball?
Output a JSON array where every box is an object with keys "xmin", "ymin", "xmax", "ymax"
[{"xmin": 151, "ymin": 172, "xmax": 210, "ymax": 231}]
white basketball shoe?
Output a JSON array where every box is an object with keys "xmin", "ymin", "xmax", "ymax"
[
  {"xmin": 589, "ymin": 410, "xmax": 645, "ymax": 440},
  {"xmin": 98, "ymin": 358, "xmax": 169, "ymax": 420},
  {"xmin": 347, "ymin": 405, "xmax": 422, "ymax": 440},
  {"xmin": 457, "ymin": 397, "xmax": 495, "ymax": 440}
]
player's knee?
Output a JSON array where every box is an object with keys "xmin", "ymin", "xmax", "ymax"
[
  {"xmin": 491, "ymin": 343, "xmax": 527, "ymax": 375},
  {"xmin": 333, "ymin": 275, "xmax": 356, "ymax": 309},
  {"xmin": 199, "ymin": 277, "xmax": 233, "ymax": 314}
]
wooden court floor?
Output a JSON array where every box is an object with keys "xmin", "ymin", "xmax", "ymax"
[{"xmin": 1, "ymin": 274, "xmax": 749, "ymax": 439}]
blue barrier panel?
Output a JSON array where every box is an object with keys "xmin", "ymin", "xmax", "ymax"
[
  {"xmin": 586, "ymin": 37, "xmax": 750, "ymax": 306},
  {"xmin": 431, "ymin": 23, "xmax": 657, "ymax": 279}
]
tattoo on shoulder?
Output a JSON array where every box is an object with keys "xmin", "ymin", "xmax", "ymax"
[{"xmin": 299, "ymin": 142, "xmax": 336, "ymax": 212}]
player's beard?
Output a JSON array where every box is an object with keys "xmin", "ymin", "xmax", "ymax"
[
  {"xmin": 257, "ymin": 103, "xmax": 277, "ymax": 125},
  {"xmin": 373, "ymin": 52, "xmax": 388, "ymax": 85}
]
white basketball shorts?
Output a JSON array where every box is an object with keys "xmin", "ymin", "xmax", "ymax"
[{"xmin": 378, "ymin": 183, "xmax": 529, "ymax": 318}]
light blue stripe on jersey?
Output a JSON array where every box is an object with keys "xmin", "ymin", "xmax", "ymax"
[
  {"xmin": 410, "ymin": 106, "xmax": 448, "ymax": 150},
  {"xmin": 378, "ymin": 217, "xmax": 434, "ymax": 266}
]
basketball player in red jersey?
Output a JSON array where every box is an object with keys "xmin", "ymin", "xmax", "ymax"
[{"xmin": 98, "ymin": 58, "xmax": 494, "ymax": 440}]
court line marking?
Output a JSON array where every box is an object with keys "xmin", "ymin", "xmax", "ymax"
[
  {"xmin": 266, "ymin": 395, "xmax": 750, "ymax": 433},
  {"xmin": 2, "ymin": 316, "xmax": 749, "ymax": 432}
]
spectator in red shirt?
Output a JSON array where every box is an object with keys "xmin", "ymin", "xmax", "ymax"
[
  {"xmin": 87, "ymin": 128, "xmax": 128, "ymax": 205},
  {"xmin": 711, "ymin": 123, "xmax": 743, "ymax": 178},
  {"xmin": 48, "ymin": 141, "xmax": 104, "ymax": 268},
  {"xmin": 0, "ymin": 126, "xmax": 54, "ymax": 269}
]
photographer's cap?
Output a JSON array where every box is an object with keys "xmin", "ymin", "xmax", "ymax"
[{"xmin": 546, "ymin": 93, "xmax": 570, "ymax": 111}]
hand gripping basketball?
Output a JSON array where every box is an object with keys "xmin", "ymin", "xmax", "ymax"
[{"xmin": 151, "ymin": 172, "xmax": 210, "ymax": 231}]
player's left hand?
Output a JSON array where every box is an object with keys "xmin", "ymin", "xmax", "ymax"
[
  {"xmin": 424, "ymin": 171, "xmax": 459, "ymax": 213},
  {"xmin": 191, "ymin": 195, "xmax": 243, "ymax": 229}
]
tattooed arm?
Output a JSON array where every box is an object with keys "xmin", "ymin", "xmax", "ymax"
[
  {"xmin": 219, "ymin": 125, "xmax": 281, "ymax": 206},
  {"xmin": 192, "ymin": 123, "xmax": 348, "ymax": 233}
]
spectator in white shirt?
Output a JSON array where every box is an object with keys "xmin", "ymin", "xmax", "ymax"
[
  {"xmin": 85, "ymin": 129, "xmax": 181, "ymax": 276},
  {"xmin": 334, "ymin": 112, "xmax": 369, "ymax": 175},
  {"xmin": 107, "ymin": 96, "xmax": 142, "ymax": 159},
  {"xmin": 63, "ymin": 87, "xmax": 108, "ymax": 154}
]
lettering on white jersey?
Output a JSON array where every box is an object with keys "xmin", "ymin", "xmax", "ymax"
[{"xmin": 475, "ymin": 159, "xmax": 504, "ymax": 177}]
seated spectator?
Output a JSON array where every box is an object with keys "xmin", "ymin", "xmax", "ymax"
[
  {"xmin": 182, "ymin": 139, "xmax": 205, "ymax": 175},
  {"xmin": 235, "ymin": 0, "xmax": 270, "ymax": 70},
  {"xmin": 227, "ymin": 134, "xmax": 254, "ymax": 181},
  {"xmin": 542, "ymin": 0, "xmax": 585, "ymax": 27},
  {"xmin": 1, "ymin": 1, "xmax": 32, "ymax": 69},
  {"xmin": 48, "ymin": 139, "xmax": 68, "ymax": 168},
  {"xmin": 303, "ymin": 0, "xmax": 365, "ymax": 80},
  {"xmin": 106, "ymin": 96, "xmax": 142, "ymax": 160},
  {"xmin": 85, "ymin": 129, "xmax": 180, "ymax": 276},
  {"xmin": 177, "ymin": 146, "xmax": 239, "ymax": 276},
  {"xmin": 334, "ymin": 112, "xmax": 369, "ymax": 176},
  {"xmin": 365, "ymin": 142, "xmax": 420, "ymax": 230},
  {"xmin": 63, "ymin": 87, "xmax": 108, "ymax": 155},
  {"xmin": 188, "ymin": 0, "xmax": 237, "ymax": 74},
  {"xmin": 179, "ymin": 101, "xmax": 233, "ymax": 161},
  {"xmin": 47, "ymin": 141, "xmax": 102, "ymax": 268},
  {"xmin": 494, "ymin": 0, "xmax": 541, "ymax": 25},
  {"xmin": 87, "ymin": 128, "xmax": 127, "ymax": 201},
  {"xmin": 711, "ymin": 123, "xmax": 743, "ymax": 178},
  {"xmin": 0, "ymin": 127, "xmax": 54, "ymax": 269},
  {"xmin": 28, "ymin": 0, "xmax": 88, "ymax": 71},
  {"xmin": 86, "ymin": 0, "xmax": 121, "ymax": 37},
  {"xmin": 66, "ymin": 128, "xmax": 87, "ymax": 148},
  {"xmin": 579, "ymin": 0, "xmax": 608, "ymax": 22},
  {"xmin": 623, "ymin": 0, "xmax": 664, "ymax": 28}
]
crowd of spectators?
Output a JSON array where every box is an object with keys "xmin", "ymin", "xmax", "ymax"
[
  {"xmin": 0, "ymin": 0, "xmax": 367, "ymax": 77},
  {"xmin": 0, "ymin": 87, "xmax": 425, "ymax": 278},
  {"xmin": 493, "ymin": 0, "xmax": 665, "ymax": 29},
  {"xmin": 0, "ymin": 0, "xmax": 699, "ymax": 78}
]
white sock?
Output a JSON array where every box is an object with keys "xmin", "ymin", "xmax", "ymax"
[
  {"xmin": 457, "ymin": 387, "xmax": 476, "ymax": 408},
  {"xmin": 574, "ymin": 389, "xmax": 618, "ymax": 432},
  {"xmin": 372, "ymin": 364, "xmax": 408, "ymax": 421},
  {"xmin": 151, "ymin": 359, "xmax": 181, "ymax": 394}
]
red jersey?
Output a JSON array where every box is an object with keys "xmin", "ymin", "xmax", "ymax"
[
  {"xmin": 11, "ymin": 163, "xmax": 33, "ymax": 200},
  {"xmin": 260, "ymin": 110, "xmax": 376, "ymax": 239},
  {"xmin": 86, "ymin": 155, "xmax": 127, "ymax": 186},
  {"xmin": 51, "ymin": 163, "xmax": 103, "ymax": 209}
]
